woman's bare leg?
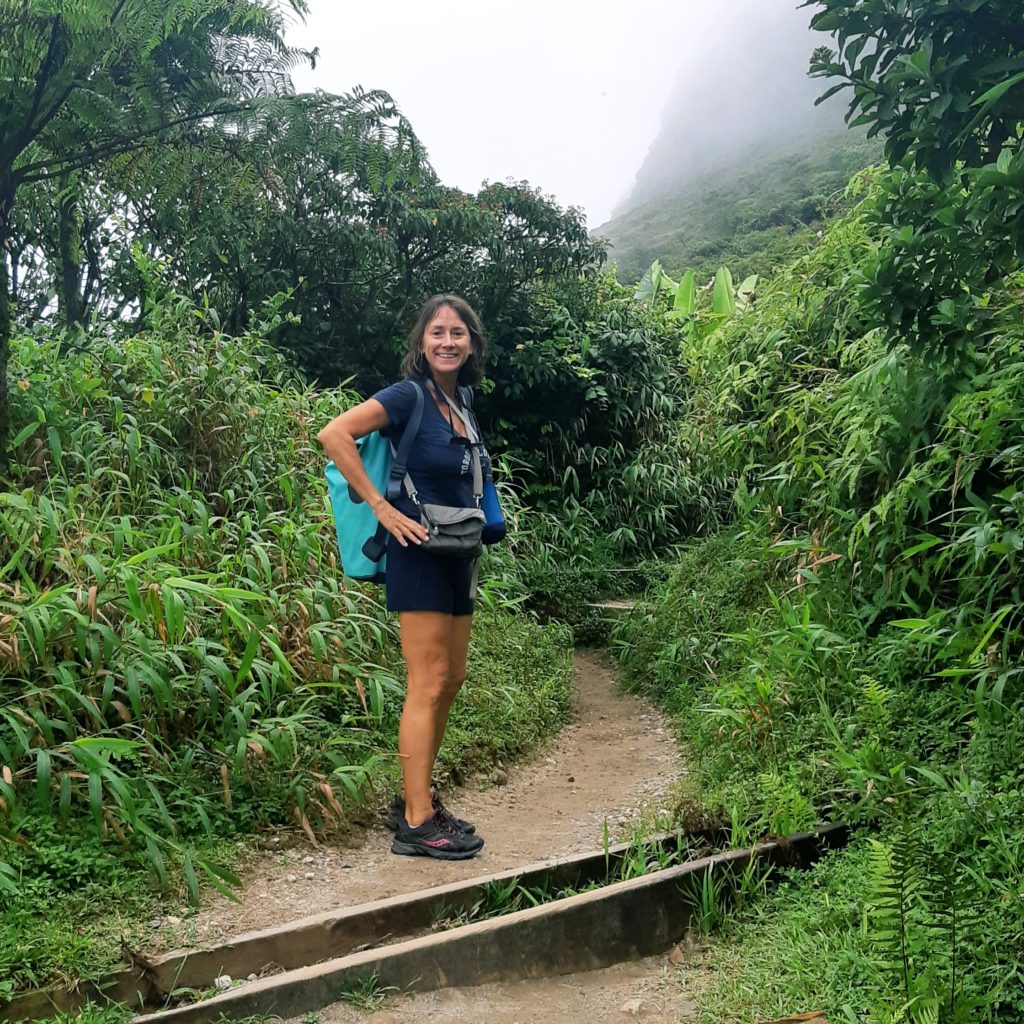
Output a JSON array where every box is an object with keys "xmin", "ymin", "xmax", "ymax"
[
  {"xmin": 430, "ymin": 613, "xmax": 473, "ymax": 767},
  {"xmin": 397, "ymin": 611, "xmax": 471, "ymax": 826}
]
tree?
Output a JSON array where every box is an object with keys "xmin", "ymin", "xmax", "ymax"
[
  {"xmin": 806, "ymin": 0, "xmax": 1024, "ymax": 178},
  {"xmin": 62, "ymin": 99, "xmax": 607, "ymax": 401},
  {"xmin": 806, "ymin": 0, "xmax": 1024, "ymax": 371},
  {"xmin": 0, "ymin": 0, "xmax": 311, "ymax": 468}
]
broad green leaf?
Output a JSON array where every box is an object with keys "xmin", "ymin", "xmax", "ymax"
[
  {"xmin": 711, "ymin": 267, "xmax": 735, "ymax": 317},
  {"xmin": 674, "ymin": 270, "xmax": 697, "ymax": 316},
  {"xmin": 972, "ymin": 71, "xmax": 1024, "ymax": 108},
  {"xmin": 634, "ymin": 260, "xmax": 664, "ymax": 302},
  {"xmin": 71, "ymin": 737, "xmax": 141, "ymax": 757}
]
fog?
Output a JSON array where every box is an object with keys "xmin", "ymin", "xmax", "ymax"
[
  {"xmin": 616, "ymin": 1, "xmax": 846, "ymax": 217},
  {"xmin": 287, "ymin": 1, "xmax": 838, "ymax": 227}
]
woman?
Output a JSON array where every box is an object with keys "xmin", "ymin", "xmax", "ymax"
[{"xmin": 317, "ymin": 295, "xmax": 490, "ymax": 860}]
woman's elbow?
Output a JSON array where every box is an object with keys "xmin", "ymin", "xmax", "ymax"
[{"xmin": 317, "ymin": 420, "xmax": 346, "ymax": 449}]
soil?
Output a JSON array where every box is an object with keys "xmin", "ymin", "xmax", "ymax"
[
  {"xmin": 155, "ymin": 649, "xmax": 705, "ymax": 1022},
  {"xmin": 308, "ymin": 956, "xmax": 708, "ymax": 1024}
]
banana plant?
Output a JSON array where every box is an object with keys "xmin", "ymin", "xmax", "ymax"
[{"xmin": 635, "ymin": 260, "xmax": 758, "ymax": 320}]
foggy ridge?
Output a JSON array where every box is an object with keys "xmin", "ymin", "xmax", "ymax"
[{"xmin": 611, "ymin": 1, "xmax": 846, "ymax": 219}]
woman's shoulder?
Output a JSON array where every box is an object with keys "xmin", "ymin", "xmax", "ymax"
[
  {"xmin": 372, "ymin": 376, "xmax": 421, "ymax": 400},
  {"xmin": 371, "ymin": 378, "xmax": 424, "ymax": 430}
]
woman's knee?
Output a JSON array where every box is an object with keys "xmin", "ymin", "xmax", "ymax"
[{"xmin": 406, "ymin": 669, "xmax": 457, "ymax": 709}]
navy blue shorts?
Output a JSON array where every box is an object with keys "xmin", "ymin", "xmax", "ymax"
[{"xmin": 385, "ymin": 536, "xmax": 475, "ymax": 616}]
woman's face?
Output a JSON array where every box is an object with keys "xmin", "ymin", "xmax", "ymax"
[{"xmin": 421, "ymin": 305, "xmax": 472, "ymax": 379}]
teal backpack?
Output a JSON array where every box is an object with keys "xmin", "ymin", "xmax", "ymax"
[{"xmin": 325, "ymin": 383, "xmax": 425, "ymax": 583}]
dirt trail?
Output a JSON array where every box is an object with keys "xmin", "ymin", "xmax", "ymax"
[
  {"xmin": 310, "ymin": 958, "xmax": 704, "ymax": 1024},
  {"xmin": 161, "ymin": 650, "xmax": 703, "ymax": 1021}
]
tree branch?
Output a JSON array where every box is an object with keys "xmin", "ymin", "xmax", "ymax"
[
  {"xmin": 15, "ymin": 103, "xmax": 257, "ymax": 184},
  {"xmin": 24, "ymin": 16, "xmax": 63, "ymax": 139},
  {"xmin": 1, "ymin": 15, "xmax": 70, "ymax": 161}
]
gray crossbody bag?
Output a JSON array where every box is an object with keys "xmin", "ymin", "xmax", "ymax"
[{"xmin": 402, "ymin": 382, "xmax": 485, "ymax": 559}]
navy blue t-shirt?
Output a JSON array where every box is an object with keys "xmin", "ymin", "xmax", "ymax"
[{"xmin": 372, "ymin": 379, "xmax": 491, "ymax": 518}]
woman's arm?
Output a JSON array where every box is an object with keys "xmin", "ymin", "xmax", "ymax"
[{"xmin": 317, "ymin": 399, "xmax": 429, "ymax": 547}]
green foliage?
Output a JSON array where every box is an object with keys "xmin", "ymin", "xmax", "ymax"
[
  {"xmin": 807, "ymin": 0, "xmax": 1024, "ymax": 179},
  {"xmin": 807, "ymin": 2, "xmax": 1024, "ymax": 381},
  {"xmin": 683, "ymin": 816, "xmax": 1024, "ymax": 1023},
  {"xmin": 1, "ymin": 0, "xmax": 309, "ymax": 189},
  {"xmin": 679, "ymin": 842, "xmax": 877, "ymax": 1022},
  {"xmin": 76, "ymin": 115, "xmax": 604, "ymax": 397},
  {"xmin": 0, "ymin": 0, "xmax": 312, "ymax": 461},
  {"xmin": 599, "ymin": 132, "xmax": 881, "ymax": 285},
  {"xmin": 492, "ymin": 275, "xmax": 687, "ymax": 543},
  {"xmin": 3, "ymin": 293, "xmax": 393, "ymax": 894},
  {"xmin": 335, "ymin": 972, "xmax": 396, "ymax": 1011},
  {"xmin": 441, "ymin": 612, "xmax": 573, "ymax": 776},
  {"xmin": 0, "ymin": 289, "xmax": 573, "ymax": 990},
  {"xmin": 0, "ymin": 819, "xmax": 218, "ymax": 994},
  {"xmin": 24, "ymin": 1008, "xmax": 130, "ymax": 1024},
  {"xmin": 612, "ymin": 533, "xmax": 777, "ymax": 710},
  {"xmin": 614, "ymin": 68, "xmax": 1024, "ymax": 1010}
]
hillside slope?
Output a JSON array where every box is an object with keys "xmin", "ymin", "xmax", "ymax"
[
  {"xmin": 596, "ymin": 1, "xmax": 879, "ymax": 282},
  {"xmin": 598, "ymin": 129, "xmax": 879, "ymax": 283}
]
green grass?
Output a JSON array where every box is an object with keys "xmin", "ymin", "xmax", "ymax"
[
  {"xmin": 442, "ymin": 612, "xmax": 573, "ymax": 777},
  {"xmin": 28, "ymin": 1008, "xmax": 133, "ymax": 1024},
  {"xmin": 0, "ymin": 822, "xmax": 235, "ymax": 995},
  {"xmin": 679, "ymin": 841, "xmax": 875, "ymax": 1023},
  {"xmin": 335, "ymin": 972, "xmax": 396, "ymax": 1011}
]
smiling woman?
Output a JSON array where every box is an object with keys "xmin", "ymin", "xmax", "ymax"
[{"xmin": 317, "ymin": 294, "xmax": 494, "ymax": 861}]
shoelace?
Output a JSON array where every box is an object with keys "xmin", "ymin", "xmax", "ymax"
[{"xmin": 431, "ymin": 798, "xmax": 462, "ymax": 833}]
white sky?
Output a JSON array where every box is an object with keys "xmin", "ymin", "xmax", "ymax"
[{"xmin": 286, "ymin": 1, "xmax": 703, "ymax": 228}]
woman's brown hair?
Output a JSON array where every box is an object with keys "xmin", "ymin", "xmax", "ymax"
[{"xmin": 401, "ymin": 294, "xmax": 486, "ymax": 386}]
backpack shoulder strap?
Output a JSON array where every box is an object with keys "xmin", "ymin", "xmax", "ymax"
[
  {"xmin": 385, "ymin": 380, "xmax": 424, "ymax": 502},
  {"xmin": 363, "ymin": 381, "xmax": 426, "ymax": 564}
]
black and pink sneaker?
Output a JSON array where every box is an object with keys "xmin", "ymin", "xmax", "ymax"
[
  {"xmin": 391, "ymin": 812, "xmax": 484, "ymax": 860},
  {"xmin": 384, "ymin": 793, "xmax": 475, "ymax": 835}
]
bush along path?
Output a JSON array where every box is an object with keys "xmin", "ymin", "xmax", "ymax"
[{"xmin": 141, "ymin": 650, "xmax": 683, "ymax": 955}]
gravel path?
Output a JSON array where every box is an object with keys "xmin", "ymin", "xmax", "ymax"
[{"xmin": 153, "ymin": 649, "xmax": 702, "ymax": 1021}]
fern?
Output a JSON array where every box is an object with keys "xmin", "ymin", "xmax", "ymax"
[
  {"xmin": 866, "ymin": 810, "xmax": 986, "ymax": 1024},
  {"xmin": 867, "ymin": 827, "xmax": 921, "ymax": 1004}
]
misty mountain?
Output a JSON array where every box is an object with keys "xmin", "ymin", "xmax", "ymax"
[{"xmin": 597, "ymin": 1, "xmax": 876, "ymax": 281}]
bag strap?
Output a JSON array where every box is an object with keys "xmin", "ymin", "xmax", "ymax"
[
  {"xmin": 363, "ymin": 381, "xmax": 425, "ymax": 564},
  {"xmin": 458, "ymin": 385, "xmax": 492, "ymax": 489},
  {"xmin": 385, "ymin": 380, "xmax": 425, "ymax": 502},
  {"xmin": 415, "ymin": 379, "xmax": 483, "ymax": 507}
]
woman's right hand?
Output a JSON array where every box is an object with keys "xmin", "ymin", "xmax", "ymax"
[{"xmin": 374, "ymin": 500, "xmax": 430, "ymax": 547}]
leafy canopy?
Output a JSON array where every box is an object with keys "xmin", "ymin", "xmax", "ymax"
[
  {"xmin": 0, "ymin": 0, "xmax": 312, "ymax": 466},
  {"xmin": 807, "ymin": 0, "xmax": 1024, "ymax": 179},
  {"xmin": 0, "ymin": 0, "xmax": 311, "ymax": 188}
]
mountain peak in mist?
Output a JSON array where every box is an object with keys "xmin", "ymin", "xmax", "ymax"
[{"xmin": 615, "ymin": 1, "xmax": 845, "ymax": 217}]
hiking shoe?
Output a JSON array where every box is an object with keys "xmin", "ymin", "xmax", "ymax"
[
  {"xmin": 384, "ymin": 793, "xmax": 475, "ymax": 834},
  {"xmin": 391, "ymin": 812, "xmax": 484, "ymax": 860}
]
